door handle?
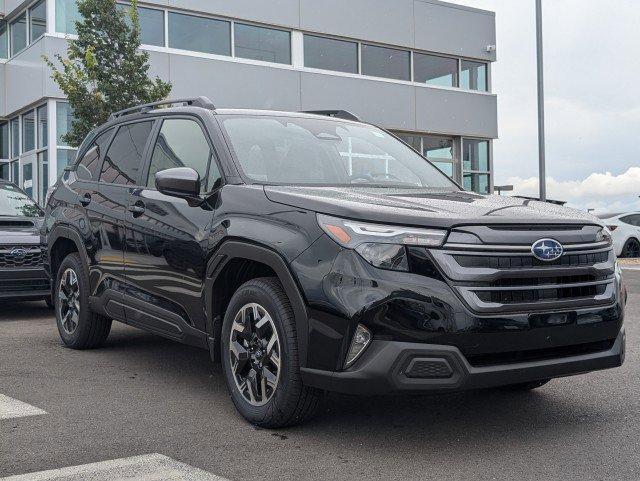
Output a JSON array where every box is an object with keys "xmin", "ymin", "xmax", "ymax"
[
  {"xmin": 128, "ymin": 201, "xmax": 145, "ymax": 216},
  {"xmin": 78, "ymin": 193, "xmax": 91, "ymax": 207}
]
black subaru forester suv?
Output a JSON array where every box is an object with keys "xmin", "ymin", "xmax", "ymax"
[{"xmin": 45, "ymin": 97, "xmax": 626, "ymax": 427}]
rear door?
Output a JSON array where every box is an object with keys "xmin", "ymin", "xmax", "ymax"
[
  {"xmin": 94, "ymin": 120, "xmax": 155, "ymax": 320},
  {"xmin": 122, "ymin": 115, "xmax": 223, "ymax": 340}
]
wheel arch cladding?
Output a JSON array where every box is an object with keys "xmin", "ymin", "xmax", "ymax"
[
  {"xmin": 48, "ymin": 226, "xmax": 88, "ymax": 281},
  {"xmin": 206, "ymin": 241, "xmax": 310, "ymax": 367}
]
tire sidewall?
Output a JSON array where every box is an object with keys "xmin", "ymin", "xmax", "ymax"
[
  {"xmin": 54, "ymin": 254, "xmax": 89, "ymax": 346},
  {"xmin": 221, "ymin": 282, "xmax": 296, "ymax": 424}
]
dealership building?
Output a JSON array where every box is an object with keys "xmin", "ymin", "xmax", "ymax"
[{"xmin": 0, "ymin": 0, "xmax": 497, "ymax": 204}]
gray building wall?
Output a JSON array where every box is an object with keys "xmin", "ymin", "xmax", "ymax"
[{"xmin": 0, "ymin": 0, "xmax": 498, "ymax": 200}]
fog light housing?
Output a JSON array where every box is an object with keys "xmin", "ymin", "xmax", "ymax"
[{"xmin": 344, "ymin": 324, "xmax": 372, "ymax": 368}]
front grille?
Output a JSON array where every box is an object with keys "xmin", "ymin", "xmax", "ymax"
[
  {"xmin": 0, "ymin": 246, "xmax": 44, "ymax": 268},
  {"xmin": 454, "ymin": 250, "xmax": 609, "ymax": 269},
  {"xmin": 430, "ymin": 225, "xmax": 616, "ymax": 314},
  {"xmin": 0, "ymin": 278, "xmax": 50, "ymax": 292},
  {"xmin": 467, "ymin": 339, "xmax": 616, "ymax": 367}
]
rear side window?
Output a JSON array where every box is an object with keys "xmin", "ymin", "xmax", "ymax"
[
  {"xmin": 76, "ymin": 128, "xmax": 114, "ymax": 181},
  {"xmin": 146, "ymin": 118, "xmax": 220, "ymax": 192},
  {"xmin": 621, "ymin": 215, "xmax": 640, "ymax": 227},
  {"xmin": 100, "ymin": 121, "xmax": 153, "ymax": 185}
]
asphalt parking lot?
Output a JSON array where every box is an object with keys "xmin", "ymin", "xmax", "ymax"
[{"xmin": 1, "ymin": 269, "xmax": 639, "ymax": 481}]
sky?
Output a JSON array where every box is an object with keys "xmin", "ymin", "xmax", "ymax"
[{"xmin": 453, "ymin": 0, "xmax": 640, "ymax": 214}]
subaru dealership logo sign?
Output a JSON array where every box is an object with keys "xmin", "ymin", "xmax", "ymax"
[
  {"xmin": 9, "ymin": 248, "xmax": 28, "ymax": 260},
  {"xmin": 531, "ymin": 239, "xmax": 563, "ymax": 261}
]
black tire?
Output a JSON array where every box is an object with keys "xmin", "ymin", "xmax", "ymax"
[
  {"xmin": 54, "ymin": 253, "xmax": 112, "ymax": 349},
  {"xmin": 221, "ymin": 277, "xmax": 322, "ymax": 428},
  {"xmin": 621, "ymin": 238, "xmax": 640, "ymax": 258},
  {"xmin": 499, "ymin": 379, "xmax": 550, "ymax": 391}
]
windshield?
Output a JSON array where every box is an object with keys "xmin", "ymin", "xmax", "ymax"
[
  {"xmin": 0, "ymin": 183, "xmax": 43, "ymax": 217},
  {"xmin": 220, "ymin": 115, "xmax": 459, "ymax": 189}
]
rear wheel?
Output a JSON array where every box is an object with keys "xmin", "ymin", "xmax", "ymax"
[
  {"xmin": 221, "ymin": 277, "xmax": 322, "ymax": 428},
  {"xmin": 54, "ymin": 253, "xmax": 112, "ymax": 349},
  {"xmin": 621, "ymin": 238, "xmax": 640, "ymax": 258}
]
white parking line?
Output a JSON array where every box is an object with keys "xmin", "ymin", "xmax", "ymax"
[
  {"xmin": 0, "ymin": 394, "xmax": 46, "ymax": 420},
  {"xmin": 0, "ymin": 454, "xmax": 229, "ymax": 481},
  {"xmin": 621, "ymin": 266, "xmax": 640, "ymax": 271}
]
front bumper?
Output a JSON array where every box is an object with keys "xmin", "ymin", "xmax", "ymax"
[
  {"xmin": 0, "ymin": 267, "xmax": 51, "ymax": 301},
  {"xmin": 302, "ymin": 327, "xmax": 625, "ymax": 395}
]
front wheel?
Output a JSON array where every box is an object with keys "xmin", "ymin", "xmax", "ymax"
[
  {"xmin": 221, "ymin": 277, "xmax": 322, "ymax": 428},
  {"xmin": 54, "ymin": 253, "xmax": 112, "ymax": 349}
]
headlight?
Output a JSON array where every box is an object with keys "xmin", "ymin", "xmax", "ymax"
[{"xmin": 317, "ymin": 214, "xmax": 447, "ymax": 271}]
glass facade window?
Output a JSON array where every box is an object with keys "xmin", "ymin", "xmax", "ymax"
[
  {"xmin": 10, "ymin": 118, "xmax": 20, "ymax": 158},
  {"xmin": 168, "ymin": 12, "xmax": 231, "ymax": 56},
  {"xmin": 56, "ymin": 0, "xmax": 81, "ymax": 34},
  {"xmin": 0, "ymin": 163, "xmax": 9, "ymax": 181},
  {"xmin": 463, "ymin": 173, "xmax": 489, "ymax": 194},
  {"xmin": 118, "ymin": 4, "xmax": 165, "ymax": 47},
  {"xmin": 361, "ymin": 44, "xmax": 410, "ymax": 81},
  {"xmin": 234, "ymin": 23, "xmax": 291, "ymax": 64},
  {"xmin": 414, "ymin": 53, "xmax": 458, "ymax": 87},
  {"xmin": 303, "ymin": 35, "xmax": 358, "ymax": 74},
  {"xmin": 29, "ymin": 0, "xmax": 47, "ymax": 43},
  {"xmin": 423, "ymin": 135, "xmax": 456, "ymax": 178},
  {"xmin": 11, "ymin": 161, "xmax": 19, "ymax": 184},
  {"xmin": 37, "ymin": 105, "xmax": 48, "ymax": 149},
  {"xmin": 463, "ymin": 139, "xmax": 489, "ymax": 171},
  {"xmin": 22, "ymin": 111, "xmax": 35, "ymax": 153},
  {"xmin": 38, "ymin": 150, "xmax": 48, "ymax": 205},
  {"xmin": 56, "ymin": 149, "xmax": 77, "ymax": 177},
  {"xmin": 461, "ymin": 60, "xmax": 487, "ymax": 91},
  {"xmin": 56, "ymin": 102, "xmax": 73, "ymax": 146},
  {"xmin": 10, "ymin": 12, "xmax": 27, "ymax": 56},
  {"xmin": 0, "ymin": 122, "xmax": 8, "ymax": 159},
  {"xmin": 0, "ymin": 20, "xmax": 8, "ymax": 59}
]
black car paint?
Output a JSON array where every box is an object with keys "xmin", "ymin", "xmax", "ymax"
[{"xmin": 45, "ymin": 106, "xmax": 625, "ymax": 394}]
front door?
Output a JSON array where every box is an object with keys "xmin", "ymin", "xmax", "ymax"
[{"xmin": 123, "ymin": 116, "xmax": 223, "ymax": 338}]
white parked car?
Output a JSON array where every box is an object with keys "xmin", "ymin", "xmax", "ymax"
[{"xmin": 597, "ymin": 212, "xmax": 640, "ymax": 258}]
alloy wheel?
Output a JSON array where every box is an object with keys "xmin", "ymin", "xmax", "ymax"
[
  {"xmin": 58, "ymin": 268, "xmax": 81, "ymax": 335},
  {"xmin": 229, "ymin": 303, "xmax": 281, "ymax": 406},
  {"xmin": 622, "ymin": 240, "xmax": 640, "ymax": 258}
]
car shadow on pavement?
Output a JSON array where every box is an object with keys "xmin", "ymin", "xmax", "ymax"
[{"xmin": 0, "ymin": 300, "xmax": 52, "ymax": 321}]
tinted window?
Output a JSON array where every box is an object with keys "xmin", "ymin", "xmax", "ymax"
[
  {"xmin": 0, "ymin": 183, "xmax": 43, "ymax": 217},
  {"xmin": 147, "ymin": 119, "xmax": 219, "ymax": 192},
  {"xmin": 76, "ymin": 128, "xmax": 114, "ymax": 181},
  {"xmin": 30, "ymin": 0, "xmax": 47, "ymax": 42},
  {"xmin": 0, "ymin": 20, "xmax": 8, "ymax": 59},
  {"xmin": 414, "ymin": 53, "xmax": 458, "ymax": 87},
  {"xmin": 361, "ymin": 44, "xmax": 410, "ymax": 81},
  {"xmin": 56, "ymin": 102, "xmax": 73, "ymax": 146},
  {"xmin": 463, "ymin": 139, "xmax": 489, "ymax": 172},
  {"xmin": 304, "ymin": 35, "xmax": 358, "ymax": 74},
  {"xmin": 10, "ymin": 118, "xmax": 19, "ymax": 157},
  {"xmin": 37, "ymin": 105, "xmax": 48, "ymax": 149},
  {"xmin": 621, "ymin": 215, "xmax": 640, "ymax": 227},
  {"xmin": 463, "ymin": 173, "xmax": 489, "ymax": 194},
  {"xmin": 118, "ymin": 4, "xmax": 165, "ymax": 46},
  {"xmin": 55, "ymin": 0, "xmax": 81, "ymax": 34},
  {"xmin": 22, "ymin": 111, "xmax": 35, "ymax": 153},
  {"xmin": 100, "ymin": 122, "xmax": 153, "ymax": 185},
  {"xmin": 0, "ymin": 122, "xmax": 8, "ymax": 159},
  {"xmin": 168, "ymin": 12, "xmax": 230, "ymax": 55},
  {"xmin": 234, "ymin": 23, "xmax": 290, "ymax": 64},
  {"xmin": 10, "ymin": 13, "xmax": 27, "ymax": 56},
  {"xmin": 461, "ymin": 60, "xmax": 487, "ymax": 91}
]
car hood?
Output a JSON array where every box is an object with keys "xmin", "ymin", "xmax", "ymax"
[
  {"xmin": 0, "ymin": 216, "xmax": 44, "ymax": 244},
  {"xmin": 263, "ymin": 186, "xmax": 602, "ymax": 228}
]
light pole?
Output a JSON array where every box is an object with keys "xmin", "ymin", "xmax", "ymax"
[{"xmin": 536, "ymin": 0, "xmax": 547, "ymax": 202}]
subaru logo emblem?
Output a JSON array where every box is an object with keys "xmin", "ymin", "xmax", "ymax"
[
  {"xmin": 9, "ymin": 248, "xmax": 28, "ymax": 260},
  {"xmin": 531, "ymin": 238, "xmax": 563, "ymax": 261}
]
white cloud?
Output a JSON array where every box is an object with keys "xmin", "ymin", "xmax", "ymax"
[{"xmin": 506, "ymin": 167, "xmax": 640, "ymax": 214}]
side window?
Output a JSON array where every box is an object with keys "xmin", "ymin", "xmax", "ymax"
[
  {"xmin": 621, "ymin": 215, "xmax": 640, "ymax": 227},
  {"xmin": 147, "ymin": 118, "xmax": 221, "ymax": 192},
  {"xmin": 100, "ymin": 121, "xmax": 153, "ymax": 185},
  {"xmin": 76, "ymin": 128, "xmax": 114, "ymax": 181}
]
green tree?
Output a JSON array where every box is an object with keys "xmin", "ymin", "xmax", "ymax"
[{"xmin": 45, "ymin": 0, "xmax": 171, "ymax": 147}]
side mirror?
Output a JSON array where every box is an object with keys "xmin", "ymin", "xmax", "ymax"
[{"xmin": 155, "ymin": 167, "xmax": 201, "ymax": 199}]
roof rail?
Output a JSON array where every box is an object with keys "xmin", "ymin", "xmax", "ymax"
[
  {"xmin": 302, "ymin": 110, "xmax": 360, "ymax": 122},
  {"xmin": 108, "ymin": 96, "xmax": 216, "ymax": 120}
]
